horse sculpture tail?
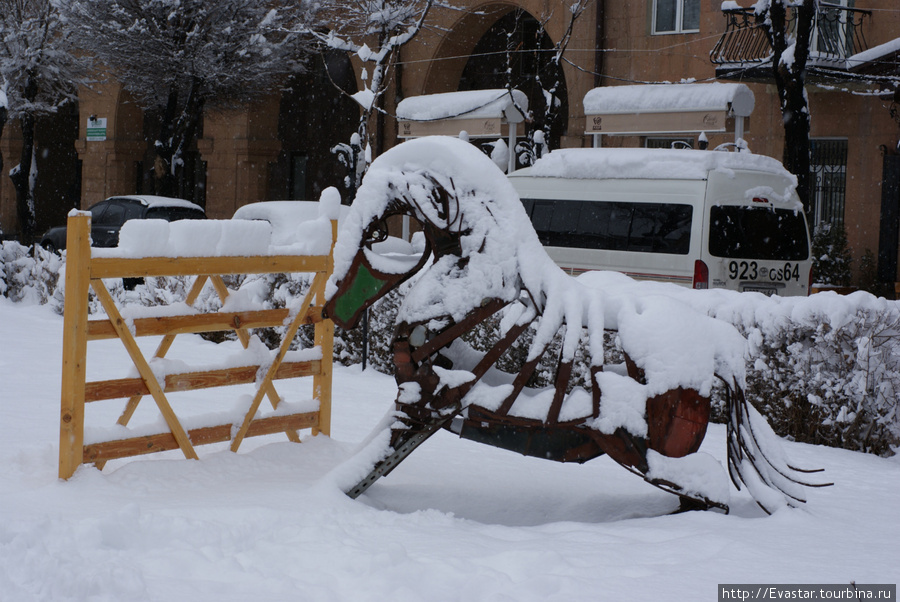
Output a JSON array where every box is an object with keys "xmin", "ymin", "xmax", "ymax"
[{"xmin": 723, "ymin": 377, "xmax": 832, "ymax": 514}]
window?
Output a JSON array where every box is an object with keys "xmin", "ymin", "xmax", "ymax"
[
  {"xmin": 146, "ymin": 207, "xmax": 206, "ymax": 222},
  {"xmin": 709, "ymin": 206, "xmax": 810, "ymax": 261},
  {"xmin": 522, "ymin": 198, "xmax": 693, "ymax": 255},
  {"xmin": 811, "ymin": 0, "xmax": 855, "ymax": 60},
  {"xmin": 809, "ymin": 139, "xmax": 848, "ymax": 227},
  {"xmin": 89, "ymin": 203, "xmax": 109, "ymax": 222},
  {"xmin": 653, "ymin": 0, "xmax": 700, "ymax": 34},
  {"xmin": 94, "ymin": 203, "xmax": 126, "ymax": 227},
  {"xmin": 119, "ymin": 200, "xmax": 145, "ymax": 221}
]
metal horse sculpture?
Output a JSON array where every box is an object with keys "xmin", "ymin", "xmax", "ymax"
[{"xmin": 324, "ymin": 137, "xmax": 826, "ymax": 514}]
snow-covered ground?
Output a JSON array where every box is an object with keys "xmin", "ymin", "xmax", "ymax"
[{"xmin": 1, "ymin": 297, "xmax": 898, "ymax": 601}]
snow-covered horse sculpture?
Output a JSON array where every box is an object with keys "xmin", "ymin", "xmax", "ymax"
[{"xmin": 324, "ymin": 136, "xmax": 826, "ymax": 514}]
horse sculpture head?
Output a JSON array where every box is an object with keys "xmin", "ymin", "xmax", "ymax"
[
  {"xmin": 324, "ymin": 136, "xmax": 553, "ymax": 333},
  {"xmin": 323, "ymin": 136, "xmax": 828, "ymax": 513}
]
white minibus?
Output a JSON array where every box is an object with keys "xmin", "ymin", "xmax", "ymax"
[{"xmin": 507, "ymin": 147, "xmax": 813, "ymax": 296}]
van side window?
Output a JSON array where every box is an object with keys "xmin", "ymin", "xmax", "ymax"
[
  {"xmin": 521, "ymin": 198, "xmax": 692, "ymax": 255},
  {"xmin": 709, "ymin": 206, "xmax": 809, "ymax": 261}
]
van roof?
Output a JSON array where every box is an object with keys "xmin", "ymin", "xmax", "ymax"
[{"xmin": 509, "ymin": 148, "xmax": 797, "ymax": 183}]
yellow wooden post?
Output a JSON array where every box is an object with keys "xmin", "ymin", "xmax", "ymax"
[
  {"xmin": 59, "ymin": 214, "xmax": 91, "ymax": 479},
  {"xmin": 313, "ymin": 219, "xmax": 337, "ymax": 436}
]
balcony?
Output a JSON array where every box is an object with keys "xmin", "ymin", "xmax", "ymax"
[{"xmin": 710, "ymin": 3, "xmax": 873, "ymax": 83}]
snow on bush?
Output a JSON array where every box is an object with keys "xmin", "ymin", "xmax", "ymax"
[
  {"xmin": 811, "ymin": 222, "xmax": 853, "ymax": 287},
  {"xmin": 2, "ymin": 243, "xmax": 898, "ymax": 456},
  {"xmin": 0, "ymin": 242, "xmax": 63, "ymax": 304},
  {"xmin": 721, "ymin": 292, "xmax": 900, "ymax": 456}
]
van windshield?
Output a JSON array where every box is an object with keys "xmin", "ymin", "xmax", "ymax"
[
  {"xmin": 709, "ymin": 205, "xmax": 809, "ymax": 260},
  {"xmin": 522, "ymin": 198, "xmax": 692, "ymax": 255}
]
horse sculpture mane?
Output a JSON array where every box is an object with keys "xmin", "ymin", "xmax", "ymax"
[{"xmin": 324, "ymin": 136, "xmax": 828, "ymax": 514}]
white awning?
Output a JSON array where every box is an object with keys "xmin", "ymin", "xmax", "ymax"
[
  {"xmin": 583, "ymin": 83, "xmax": 754, "ymax": 136},
  {"xmin": 396, "ymin": 89, "xmax": 528, "ymax": 139}
]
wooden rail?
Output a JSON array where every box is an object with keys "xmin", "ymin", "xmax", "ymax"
[{"xmin": 58, "ymin": 213, "xmax": 335, "ymax": 479}]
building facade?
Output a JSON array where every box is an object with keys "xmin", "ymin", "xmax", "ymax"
[{"xmin": 1, "ymin": 1, "xmax": 898, "ymax": 283}]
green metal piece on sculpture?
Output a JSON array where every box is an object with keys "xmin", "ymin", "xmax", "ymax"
[{"xmin": 331, "ymin": 261, "xmax": 388, "ymax": 327}]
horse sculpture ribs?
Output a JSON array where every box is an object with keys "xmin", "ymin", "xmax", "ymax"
[{"xmin": 323, "ymin": 136, "xmax": 828, "ymax": 514}]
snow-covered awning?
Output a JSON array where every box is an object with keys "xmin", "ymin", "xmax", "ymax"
[
  {"xmin": 847, "ymin": 37, "xmax": 900, "ymax": 77},
  {"xmin": 396, "ymin": 89, "xmax": 528, "ymax": 139},
  {"xmin": 583, "ymin": 83, "xmax": 754, "ymax": 136}
]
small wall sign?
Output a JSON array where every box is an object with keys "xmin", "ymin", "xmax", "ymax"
[{"xmin": 86, "ymin": 117, "xmax": 107, "ymax": 142}]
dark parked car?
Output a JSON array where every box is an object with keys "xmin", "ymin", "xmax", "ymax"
[{"xmin": 41, "ymin": 195, "xmax": 206, "ymax": 251}]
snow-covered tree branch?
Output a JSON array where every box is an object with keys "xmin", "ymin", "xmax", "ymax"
[
  {"xmin": 305, "ymin": 0, "xmax": 436, "ymax": 190},
  {"xmin": 61, "ymin": 0, "xmax": 317, "ymax": 198},
  {"xmin": 0, "ymin": 0, "xmax": 90, "ymax": 240},
  {"xmin": 517, "ymin": 0, "xmax": 591, "ymax": 167}
]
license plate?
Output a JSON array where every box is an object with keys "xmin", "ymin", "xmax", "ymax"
[{"xmin": 743, "ymin": 285, "xmax": 777, "ymax": 296}]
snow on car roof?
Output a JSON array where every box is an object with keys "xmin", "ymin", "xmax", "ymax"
[
  {"xmin": 232, "ymin": 200, "xmax": 347, "ymax": 223},
  {"xmin": 396, "ymin": 89, "xmax": 528, "ymax": 121},
  {"xmin": 232, "ymin": 200, "xmax": 349, "ymax": 247},
  {"xmin": 115, "ymin": 195, "xmax": 205, "ymax": 211},
  {"xmin": 510, "ymin": 148, "xmax": 796, "ymax": 182}
]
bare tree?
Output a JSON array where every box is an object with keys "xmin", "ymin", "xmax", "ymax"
[
  {"xmin": 754, "ymin": 0, "xmax": 816, "ymax": 209},
  {"xmin": 0, "ymin": 0, "xmax": 89, "ymax": 240},
  {"xmin": 62, "ymin": 0, "xmax": 316, "ymax": 198},
  {"xmin": 516, "ymin": 0, "xmax": 590, "ymax": 166},
  {"xmin": 309, "ymin": 0, "xmax": 435, "ymax": 189}
]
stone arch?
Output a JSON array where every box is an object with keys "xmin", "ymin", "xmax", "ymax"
[
  {"xmin": 407, "ymin": 2, "xmax": 571, "ymax": 161},
  {"xmin": 457, "ymin": 8, "xmax": 570, "ymax": 152},
  {"xmin": 401, "ymin": 1, "xmax": 595, "ymax": 151}
]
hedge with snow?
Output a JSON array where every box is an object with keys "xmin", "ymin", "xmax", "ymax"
[{"xmin": 2, "ymin": 237, "xmax": 897, "ymax": 457}]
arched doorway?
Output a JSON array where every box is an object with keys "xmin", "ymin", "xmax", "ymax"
[
  {"xmin": 458, "ymin": 8, "xmax": 569, "ymax": 159},
  {"xmin": 272, "ymin": 50, "xmax": 359, "ymax": 202}
]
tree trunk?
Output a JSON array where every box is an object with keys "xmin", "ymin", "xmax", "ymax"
[
  {"xmin": 10, "ymin": 111, "xmax": 37, "ymax": 241},
  {"xmin": 765, "ymin": 0, "xmax": 815, "ymax": 212},
  {"xmin": 8, "ymin": 74, "xmax": 40, "ymax": 241},
  {"xmin": 0, "ymin": 106, "xmax": 6, "ymax": 199},
  {"xmin": 153, "ymin": 79, "xmax": 204, "ymax": 199},
  {"xmin": 153, "ymin": 88, "xmax": 181, "ymax": 198}
]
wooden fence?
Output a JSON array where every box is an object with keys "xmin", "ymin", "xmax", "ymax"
[{"xmin": 59, "ymin": 213, "xmax": 335, "ymax": 479}]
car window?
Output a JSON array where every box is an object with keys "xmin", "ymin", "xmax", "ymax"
[
  {"xmin": 120, "ymin": 201, "xmax": 145, "ymax": 220},
  {"xmin": 146, "ymin": 207, "xmax": 205, "ymax": 222},
  {"xmin": 709, "ymin": 206, "xmax": 809, "ymax": 260},
  {"xmin": 94, "ymin": 203, "xmax": 126, "ymax": 226},
  {"xmin": 522, "ymin": 198, "xmax": 692, "ymax": 255},
  {"xmin": 89, "ymin": 203, "xmax": 109, "ymax": 221}
]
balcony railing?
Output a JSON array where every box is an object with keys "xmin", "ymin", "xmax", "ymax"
[{"xmin": 711, "ymin": 3, "xmax": 871, "ymax": 73}]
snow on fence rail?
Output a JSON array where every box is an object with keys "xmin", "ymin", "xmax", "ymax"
[{"xmin": 58, "ymin": 212, "xmax": 336, "ymax": 479}]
